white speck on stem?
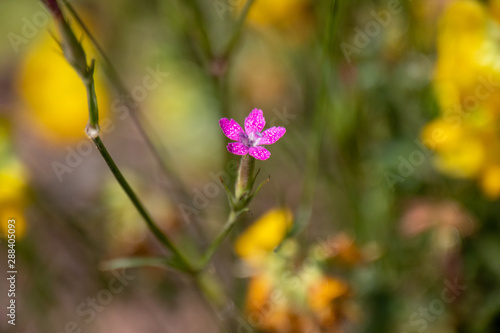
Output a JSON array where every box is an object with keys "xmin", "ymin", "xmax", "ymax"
[{"xmin": 85, "ymin": 122, "xmax": 100, "ymax": 139}]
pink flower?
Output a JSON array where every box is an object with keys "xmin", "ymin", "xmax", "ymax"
[{"xmin": 219, "ymin": 109, "xmax": 286, "ymax": 160}]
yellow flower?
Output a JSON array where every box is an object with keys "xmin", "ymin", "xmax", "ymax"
[
  {"xmin": 0, "ymin": 204, "xmax": 27, "ymax": 239},
  {"xmin": 420, "ymin": 119, "xmax": 463, "ymax": 152},
  {"xmin": 422, "ymin": 0, "xmax": 500, "ymax": 197},
  {"xmin": 434, "ymin": 0, "xmax": 488, "ymax": 97},
  {"xmin": 308, "ymin": 277, "xmax": 350, "ymax": 326},
  {"xmin": 0, "ymin": 168, "xmax": 26, "ymax": 203},
  {"xmin": 0, "ymin": 163, "xmax": 28, "ymax": 239},
  {"xmin": 236, "ymin": 210, "xmax": 354, "ymax": 331},
  {"xmin": 245, "ymin": 0, "xmax": 310, "ymax": 27},
  {"xmin": 245, "ymin": 270, "xmax": 350, "ymax": 332},
  {"xmin": 433, "ymin": 136, "xmax": 486, "ymax": 178},
  {"xmin": 237, "ymin": 0, "xmax": 313, "ymax": 43},
  {"xmin": 17, "ymin": 19, "xmax": 109, "ymax": 143},
  {"xmin": 489, "ymin": 0, "xmax": 500, "ymax": 24},
  {"xmin": 481, "ymin": 165, "xmax": 500, "ymax": 198},
  {"xmin": 235, "ymin": 207, "xmax": 293, "ymax": 262}
]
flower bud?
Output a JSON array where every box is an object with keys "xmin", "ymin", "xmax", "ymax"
[
  {"xmin": 40, "ymin": 0, "xmax": 63, "ymax": 19},
  {"xmin": 40, "ymin": 0, "xmax": 88, "ymax": 79},
  {"xmin": 57, "ymin": 19, "xmax": 89, "ymax": 80}
]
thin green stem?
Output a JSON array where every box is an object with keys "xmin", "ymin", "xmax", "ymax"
[
  {"xmin": 235, "ymin": 154, "xmax": 255, "ymax": 200},
  {"xmin": 199, "ymin": 210, "xmax": 242, "ymax": 268},
  {"xmin": 184, "ymin": 0, "xmax": 213, "ymax": 59},
  {"xmin": 222, "ymin": 0, "xmax": 256, "ymax": 59},
  {"xmin": 62, "ymin": 0, "xmax": 208, "ymax": 246},
  {"xmin": 100, "ymin": 256, "xmax": 172, "ymax": 271},
  {"xmin": 92, "ymin": 136, "xmax": 194, "ymax": 273},
  {"xmin": 84, "ymin": 60, "xmax": 99, "ymax": 127}
]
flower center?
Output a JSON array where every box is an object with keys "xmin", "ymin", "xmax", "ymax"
[{"xmin": 240, "ymin": 132, "xmax": 262, "ymax": 147}]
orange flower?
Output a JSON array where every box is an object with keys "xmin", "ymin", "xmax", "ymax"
[{"xmin": 308, "ymin": 277, "xmax": 350, "ymax": 327}]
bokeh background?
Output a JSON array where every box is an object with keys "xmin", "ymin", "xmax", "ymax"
[{"xmin": 1, "ymin": 0, "xmax": 500, "ymax": 332}]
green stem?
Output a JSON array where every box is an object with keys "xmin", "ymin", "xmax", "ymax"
[
  {"xmin": 199, "ymin": 155, "xmax": 257, "ymax": 268},
  {"xmin": 91, "ymin": 136, "xmax": 194, "ymax": 273},
  {"xmin": 199, "ymin": 210, "xmax": 242, "ymax": 268},
  {"xmin": 222, "ymin": 0, "xmax": 256, "ymax": 59},
  {"xmin": 235, "ymin": 154, "xmax": 255, "ymax": 200},
  {"xmin": 84, "ymin": 61, "xmax": 99, "ymax": 127},
  {"xmin": 100, "ymin": 256, "xmax": 172, "ymax": 271},
  {"xmin": 62, "ymin": 0, "xmax": 209, "ymax": 246},
  {"xmin": 184, "ymin": 0, "xmax": 213, "ymax": 59}
]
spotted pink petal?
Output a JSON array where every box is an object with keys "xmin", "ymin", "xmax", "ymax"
[
  {"xmin": 219, "ymin": 118, "xmax": 244, "ymax": 141},
  {"xmin": 244, "ymin": 108, "xmax": 266, "ymax": 134},
  {"xmin": 227, "ymin": 142, "xmax": 249, "ymax": 155},
  {"xmin": 259, "ymin": 127, "xmax": 286, "ymax": 145},
  {"xmin": 249, "ymin": 146, "xmax": 271, "ymax": 160}
]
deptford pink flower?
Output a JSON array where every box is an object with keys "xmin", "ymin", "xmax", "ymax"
[{"xmin": 219, "ymin": 109, "xmax": 286, "ymax": 160}]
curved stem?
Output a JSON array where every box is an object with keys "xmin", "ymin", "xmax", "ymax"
[
  {"xmin": 91, "ymin": 136, "xmax": 194, "ymax": 273},
  {"xmin": 62, "ymin": 0, "xmax": 209, "ymax": 246}
]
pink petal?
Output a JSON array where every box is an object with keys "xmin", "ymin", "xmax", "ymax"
[
  {"xmin": 227, "ymin": 142, "xmax": 249, "ymax": 155},
  {"xmin": 219, "ymin": 118, "xmax": 244, "ymax": 141},
  {"xmin": 249, "ymin": 146, "xmax": 271, "ymax": 160},
  {"xmin": 244, "ymin": 108, "xmax": 266, "ymax": 134},
  {"xmin": 259, "ymin": 127, "xmax": 286, "ymax": 145}
]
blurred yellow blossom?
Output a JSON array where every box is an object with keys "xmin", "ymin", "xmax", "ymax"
[
  {"xmin": 236, "ymin": 209, "xmax": 352, "ymax": 332},
  {"xmin": 0, "ymin": 204, "xmax": 27, "ymax": 239},
  {"xmin": 489, "ymin": 0, "xmax": 500, "ymax": 24},
  {"xmin": 0, "ymin": 168, "xmax": 26, "ymax": 203},
  {"xmin": 242, "ymin": 243, "xmax": 352, "ymax": 332},
  {"xmin": 422, "ymin": 0, "xmax": 500, "ymax": 197},
  {"xmin": 0, "ymin": 122, "xmax": 28, "ymax": 239},
  {"xmin": 245, "ymin": 0, "xmax": 310, "ymax": 27},
  {"xmin": 237, "ymin": 0, "xmax": 313, "ymax": 43},
  {"xmin": 17, "ymin": 18, "xmax": 109, "ymax": 143},
  {"xmin": 0, "ymin": 162, "xmax": 28, "ymax": 239},
  {"xmin": 235, "ymin": 207, "xmax": 292, "ymax": 262},
  {"xmin": 308, "ymin": 277, "xmax": 350, "ymax": 326},
  {"xmin": 481, "ymin": 165, "xmax": 500, "ymax": 198}
]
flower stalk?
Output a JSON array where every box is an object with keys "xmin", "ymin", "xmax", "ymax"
[
  {"xmin": 199, "ymin": 154, "xmax": 270, "ymax": 267},
  {"xmin": 235, "ymin": 154, "xmax": 255, "ymax": 200},
  {"xmin": 91, "ymin": 136, "xmax": 194, "ymax": 273},
  {"xmin": 41, "ymin": 0, "xmax": 194, "ymax": 273}
]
